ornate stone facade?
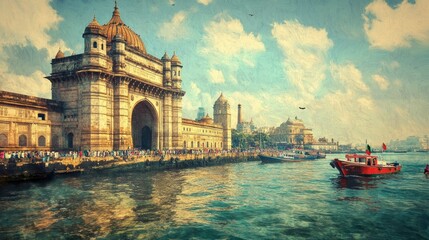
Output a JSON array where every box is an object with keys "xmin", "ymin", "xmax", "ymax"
[
  {"xmin": 0, "ymin": 4, "xmax": 231, "ymax": 151},
  {"xmin": 271, "ymin": 116, "xmax": 314, "ymax": 146}
]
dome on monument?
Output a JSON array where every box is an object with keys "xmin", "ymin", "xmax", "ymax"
[
  {"xmin": 171, "ymin": 52, "xmax": 181, "ymax": 64},
  {"xmin": 161, "ymin": 52, "xmax": 170, "ymax": 60},
  {"xmin": 215, "ymin": 93, "xmax": 228, "ymax": 105},
  {"xmin": 102, "ymin": 3, "xmax": 146, "ymax": 53},
  {"xmin": 55, "ymin": 49, "xmax": 64, "ymax": 59},
  {"xmin": 200, "ymin": 114, "xmax": 213, "ymax": 124},
  {"xmin": 84, "ymin": 16, "xmax": 106, "ymax": 36}
]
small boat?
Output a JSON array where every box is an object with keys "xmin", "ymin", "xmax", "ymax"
[
  {"xmin": 258, "ymin": 153, "xmax": 301, "ymax": 163},
  {"xmin": 330, "ymin": 154, "xmax": 401, "ymax": 176}
]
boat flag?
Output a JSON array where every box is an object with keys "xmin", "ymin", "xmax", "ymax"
[
  {"xmin": 382, "ymin": 143, "xmax": 387, "ymax": 152},
  {"xmin": 366, "ymin": 144, "xmax": 371, "ymax": 155}
]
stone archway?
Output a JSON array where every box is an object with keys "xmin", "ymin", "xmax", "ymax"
[{"xmin": 131, "ymin": 100, "xmax": 158, "ymax": 150}]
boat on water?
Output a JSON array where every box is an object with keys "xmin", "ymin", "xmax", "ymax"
[
  {"xmin": 258, "ymin": 153, "xmax": 301, "ymax": 163},
  {"xmin": 330, "ymin": 154, "xmax": 401, "ymax": 176},
  {"xmin": 291, "ymin": 150, "xmax": 319, "ymax": 160},
  {"xmin": 259, "ymin": 150, "xmax": 318, "ymax": 163}
]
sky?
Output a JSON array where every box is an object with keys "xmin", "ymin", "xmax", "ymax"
[{"xmin": 0, "ymin": 0, "xmax": 428, "ymax": 146}]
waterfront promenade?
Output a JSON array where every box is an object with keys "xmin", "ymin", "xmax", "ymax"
[{"xmin": 0, "ymin": 149, "xmax": 266, "ymax": 178}]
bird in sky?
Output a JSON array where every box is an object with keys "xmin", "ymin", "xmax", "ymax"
[
  {"xmin": 299, "ymin": 107, "xmax": 306, "ymax": 110},
  {"xmin": 249, "ymin": 13, "xmax": 254, "ymax": 16}
]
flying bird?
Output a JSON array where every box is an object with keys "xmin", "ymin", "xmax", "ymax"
[
  {"xmin": 249, "ymin": 13, "xmax": 254, "ymax": 16},
  {"xmin": 299, "ymin": 107, "xmax": 306, "ymax": 110}
]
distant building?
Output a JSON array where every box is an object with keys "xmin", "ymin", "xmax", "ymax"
[
  {"xmin": 269, "ymin": 117, "xmax": 339, "ymax": 150},
  {"xmin": 196, "ymin": 107, "xmax": 206, "ymax": 121},
  {"xmin": 311, "ymin": 137, "xmax": 339, "ymax": 151},
  {"xmin": 257, "ymin": 126, "xmax": 275, "ymax": 134},
  {"xmin": 270, "ymin": 116, "xmax": 313, "ymax": 147},
  {"xmin": 419, "ymin": 135, "xmax": 428, "ymax": 150},
  {"xmin": 236, "ymin": 104, "xmax": 256, "ymax": 133}
]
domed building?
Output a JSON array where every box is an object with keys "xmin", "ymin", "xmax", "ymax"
[
  {"xmin": 271, "ymin": 116, "xmax": 314, "ymax": 148},
  {"xmin": 0, "ymin": 3, "xmax": 231, "ymax": 151}
]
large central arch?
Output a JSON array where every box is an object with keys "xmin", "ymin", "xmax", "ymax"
[{"xmin": 131, "ymin": 100, "xmax": 158, "ymax": 150}]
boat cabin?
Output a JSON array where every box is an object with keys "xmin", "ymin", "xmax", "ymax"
[{"xmin": 344, "ymin": 154, "xmax": 378, "ymax": 166}]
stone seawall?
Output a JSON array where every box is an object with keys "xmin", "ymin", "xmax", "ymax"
[{"xmin": 1, "ymin": 152, "xmax": 262, "ymax": 181}]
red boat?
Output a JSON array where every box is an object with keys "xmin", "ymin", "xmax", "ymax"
[{"xmin": 330, "ymin": 154, "xmax": 401, "ymax": 176}]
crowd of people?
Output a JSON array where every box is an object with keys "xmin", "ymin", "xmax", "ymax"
[{"xmin": 0, "ymin": 148, "xmax": 261, "ymax": 163}]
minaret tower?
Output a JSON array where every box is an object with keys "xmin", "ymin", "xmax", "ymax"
[
  {"xmin": 82, "ymin": 16, "xmax": 107, "ymax": 56},
  {"xmin": 214, "ymin": 93, "xmax": 231, "ymax": 150},
  {"xmin": 171, "ymin": 52, "xmax": 182, "ymax": 89}
]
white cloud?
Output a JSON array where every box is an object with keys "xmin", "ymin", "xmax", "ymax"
[
  {"xmin": 157, "ymin": 11, "xmax": 188, "ymax": 41},
  {"xmin": 272, "ymin": 20, "xmax": 333, "ymax": 99},
  {"xmin": 190, "ymin": 82, "xmax": 201, "ymax": 95},
  {"xmin": 0, "ymin": 0, "xmax": 66, "ymax": 99},
  {"xmin": 363, "ymin": 0, "xmax": 429, "ymax": 50},
  {"xmin": 0, "ymin": 70, "xmax": 51, "ymax": 98},
  {"xmin": 197, "ymin": 0, "xmax": 213, "ymax": 5},
  {"xmin": 372, "ymin": 74, "xmax": 389, "ymax": 90},
  {"xmin": 208, "ymin": 69, "xmax": 225, "ymax": 83},
  {"xmin": 330, "ymin": 63, "xmax": 369, "ymax": 93},
  {"xmin": 201, "ymin": 14, "xmax": 265, "ymax": 56},
  {"xmin": 0, "ymin": 0, "xmax": 67, "ymax": 59},
  {"xmin": 199, "ymin": 13, "xmax": 265, "ymax": 84}
]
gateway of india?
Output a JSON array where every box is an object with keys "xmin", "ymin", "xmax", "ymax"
[{"xmin": 0, "ymin": 3, "xmax": 231, "ymax": 151}]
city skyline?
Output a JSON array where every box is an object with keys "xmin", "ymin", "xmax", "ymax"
[{"xmin": 0, "ymin": 0, "xmax": 428, "ymax": 145}]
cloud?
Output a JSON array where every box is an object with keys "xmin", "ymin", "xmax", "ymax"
[
  {"xmin": 330, "ymin": 63, "xmax": 369, "ymax": 93},
  {"xmin": 0, "ymin": 0, "xmax": 67, "ymax": 98},
  {"xmin": 201, "ymin": 13, "xmax": 265, "ymax": 56},
  {"xmin": 271, "ymin": 20, "xmax": 333, "ymax": 99},
  {"xmin": 199, "ymin": 13, "xmax": 265, "ymax": 84},
  {"xmin": 157, "ymin": 11, "xmax": 188, "ymax": 41},
  {"xmin": 363, "ymin": 0, "xmax": 429, "ymax": 50},
  {"xmin": 197, "ymin": 0, "xmax": 213, "ymax": 5},
  {"xmin": 372, "ymin": 74, "xmax": 389, "ymax": 90},
  {"xmin": 208, "ymin": 69, "xmax": 225, "ymax": 83},
  {"xmin": 0, "ymin": 70, "xmax": 51, "ymax": 98},
  {"xmin": 190, "ymin": 82, "xmax": 201, "ymax": 95},
  {"xmin": 0, "ymin": 0, "xmax": 67, "ymax": 58}
]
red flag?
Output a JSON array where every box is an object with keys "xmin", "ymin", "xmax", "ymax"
[
  {"xmin": 366, "ymin": 144, "xmax": 371, "ymax": 155},
  {"xmin": 382, "ymin": 143, "xmax": 387, "ymax": 151}
]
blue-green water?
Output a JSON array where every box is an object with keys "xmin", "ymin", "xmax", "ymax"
[{"xmin": 0, "ymin": 153, "xmax": 428, "ymax": 240}]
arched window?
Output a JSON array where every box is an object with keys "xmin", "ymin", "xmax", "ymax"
[
  {"xmin": 0, "ymin": 134, "xmax": 7, "ymax": 147},
  {"xmin": 191, "ymin": 141, "xmax": 194, "ymax": 148},
  {"xmin": 93, "ymin": 41, "xmax": 97, "ymax": 48},
  {"xmin": 173, "ymin": 70, "xmax": 176, "ymax": 76},
  {"xmin": 183, "ymin": 141, "xmax": 187, "ymax": 148},
  {"xmin": 38, "ymin": 136, "xmax": 46, "ymax": 147},
  {"xmin": 19, "ymin": 135, "xmax": 27, "ymax": 147},
  {"xmin": 101, "ymin": 43, "xmax": 104, "ymax": 50},
  {"xmin": 178, "ymin": 71, "xmax": 181, "ymax": 76}
]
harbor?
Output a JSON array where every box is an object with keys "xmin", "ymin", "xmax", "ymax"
[{"xmin": 1, "ymin": 152, "xmax": 428, "ymax": 239}]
